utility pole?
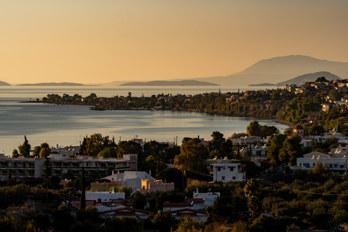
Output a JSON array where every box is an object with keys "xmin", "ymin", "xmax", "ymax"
[{"xmin": 80, "ymin": 166, "xmax": 86, "ymax": 210}]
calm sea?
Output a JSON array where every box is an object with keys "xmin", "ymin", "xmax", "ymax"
[{"xmin": 0, "ymin": 86, "xmax": 286, "ymax": 155}]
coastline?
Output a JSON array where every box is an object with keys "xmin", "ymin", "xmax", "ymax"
[{"xmin": 23, "ymin": 100, "xmax": 282, "ymax": 121}]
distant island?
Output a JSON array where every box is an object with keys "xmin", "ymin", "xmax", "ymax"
[
  {"xmin": 249, "ymin": 83, "xmax": 275, "ymax": 87},
  {"xmin": 17, "ymin": 82, "xmax": 87, "ymax": 86},
  {"xmin": 250, "ymin": 71, "xmax": 342, "ymax": 86},
  {"xmin": 277, "ymin": 71, "xmax": 342, "ymax": 86},
  {"xmin": 0, "ymin": 81, "xmax": 11, "ymax": 86},
  {"xmin": 120, "ymin": 80, "xmax": 218, "ymax": 86}
]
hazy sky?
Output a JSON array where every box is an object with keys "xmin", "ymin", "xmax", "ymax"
[{"xmin": 1, "ymin": 0, "xmax": 348, "ymax": 84}]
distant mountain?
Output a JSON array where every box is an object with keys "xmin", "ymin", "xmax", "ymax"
[
  {"xmin": 0, "ymin": 81, "xmax": 11, "ymax": 86},
  {"xmin": 277, "ymin": 71, "xmax": 342, "ymax": 86},
  {"xmin": 197, "ymin": 55, "xmax": 348, "ymax": 86},
  {"xmin": 17, "ymin": 82, "xmax": 86, "ymax": 86},
  {"xmin": 121, "ymin": 80, "xmax": 218, "ymax": 86}
]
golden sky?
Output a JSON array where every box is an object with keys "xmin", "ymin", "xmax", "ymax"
[{"xmin": 1, "ymin": 0, "xmax": 348, "ymax": 84}]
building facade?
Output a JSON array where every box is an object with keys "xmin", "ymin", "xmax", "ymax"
[
  {"xmin": 211, "ymin": 162, "xmax": 246, "ymax": 182},
  {"xmin": 0, "ymin": 153, "xmax": 137, "ymax": 181}
]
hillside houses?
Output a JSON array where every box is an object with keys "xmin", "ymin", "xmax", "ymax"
[{"xmin": 294, "ymin": 151, "xmax": 348, "ymax": 173}]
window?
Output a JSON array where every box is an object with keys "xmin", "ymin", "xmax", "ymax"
[
  {"xmin": 229, "ymin": 167, "xmax": 234, "ymax": 171},
  {"xmin": 232, "ymin": 176, "xmax": 236, "ymax": 180},
  {"xmin": 217, "ymin": 167, "xmax": 221, "ymax": 171},
  {"xmin": 222, "ymin": 176, "xmax": 225, "ymax": 180}
]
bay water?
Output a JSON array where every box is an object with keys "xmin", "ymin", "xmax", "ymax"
[{"xmin": 0, "ymin": 86, "xmax": 286, "ymax": 155}]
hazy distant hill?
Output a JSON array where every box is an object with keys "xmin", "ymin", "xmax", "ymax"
[
  {"xmin": 121, "ymin": 80, "xmax": 218, "ymax": 86},
  {"xmin": 277, "ymin": 71, "xmax": 342, "ymax": 86},
  {"xmin": 17, "ymin": 82, "xmax": 86, "ymax": 86},
  {"xmin": 197, "ymin": 55, "xmax": 348, "ymax": 86},
  {"xmin": 0, "ymin": 81, "xmax": 11, "ymax": 86}
]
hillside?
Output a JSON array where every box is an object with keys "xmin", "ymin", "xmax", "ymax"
[
  {"xmin": 277, "ymin": 71, "xmax": 342, "ymax": 86},
  {"xmin": 196, "ymin": 55, "xmax": 348, "ymax": 86},
  {"xmin": 0, "ymin": 81, "xmax": 11, "ymax": 86},
  {"xmin": 120, "ymin": 80, "xmax": 218, "ymax": 86}
]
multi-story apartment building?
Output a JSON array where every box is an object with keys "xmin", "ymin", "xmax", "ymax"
[{"xmin": 0, "ymin": 153, "xmax": 137, "ymax": 182}]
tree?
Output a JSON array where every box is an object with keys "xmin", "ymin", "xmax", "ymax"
[
  {"xmin": 97, "ymin": 147, "xmax": 117, "ymax": 158},
  {"xmin": 247, "ymin": 121, "xmax": 261, "ymax": 136},
  {"xmin": 279, "ymin": 136, "xmax": 303, "ymax": 165},
  {"xmin": 266, "ymin": 134, "xmax": 286, "ymax": 166},
  {"xmin": 315, "ymin": 76, "xmax": 328, "ymax": 82},
  {"xmin": 39, "ymin": 148, "xmax": 51, "ymax": 158},
  {"xmin": 131, "ymin": 191, "xmax": 146, "ymax": 210},
  {"xmin": 18, "ymin": 136, "xmax": 31, "ymax": 157},
  {"xmin": 260, "ymin": 125, "xmax": 278, "ymax": 137},
  {"xmin": 312, "ymin": 160, "xmax": 329, "ymax": 175},
  {"xmin": 80, "ymin": 134, "xmax": 115, "ymax": 156},
  {"xmin": 208, "ymin": 131, "xmax": 227, "ymax": 157},
  {"xmin": 175, "ymin": 218, "xmax": 205, "ymax": 232},
  {"xmin": 307, "ymin": 124, "xmax": 324, "ymax": 135},
  {"xmin": 33, "ymin": 146, "xmax": 41, "ymax": 157},
  {"xmin": 158, "ymin": 168, "xmax": 186, "ymax": 191},
  {"xmin": 151, "ymin": 210, "xmax": 176, "ymax": 232},
  {"xmin": 121, "ymin": 186, "xmax": 133, "ymax": 199},
  {"xmin": 12, "ymin": 149, "xmax": 19, "ymax": 158},
  {"xmin": 174, "ymin": 139, "xmax": 209, "ymax": 177}
]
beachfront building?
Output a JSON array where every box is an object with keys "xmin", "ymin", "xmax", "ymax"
[{"xmin": 0, "ymin": 153, "xmax": 137, "ymax": 181}]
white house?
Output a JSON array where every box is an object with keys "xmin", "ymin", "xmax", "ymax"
[
  {"xmin": 211, "ymin": 162, "xmax": 246, "ymax": 182},
  {"xmin": 295, "ymin": 151, "xmax": 347, "ymax": 172},
  {"xmin": 103, "ymin": 171, "xmax": 154, "ymax": 193},
  {"xmin": 230, "ymin": 136, "xmax": 262, "ymax": 145},
  {"xmin": 192, "ymin": 189, "xmax": 220, "ymax": 210},
  {"xmin": 330, "ymin": 145, "xmax": 348, "ymax": 156},
  {"xmin": 86, "ymin": 191, "xmax": 125, "ymax": 203},
  {"xmin": 312, "ymin": 131, "xmax": 348, "ymax": 144}
]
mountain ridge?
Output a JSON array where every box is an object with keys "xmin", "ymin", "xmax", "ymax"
[
  {"xmin": 196, "ymin": 55, "xmax": 348, "ymax": 86},
  {"xmin": 0, "ymin": 81, "xmax": 11, "ymax": 86}
]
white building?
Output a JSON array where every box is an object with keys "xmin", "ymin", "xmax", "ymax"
[
  {"xmin": 330, "ymin": 145, "xmax": 348, "ymax": 157},
  {"xmin": 86, "ymin": 191, "xmax": 125, "ymax": 203},
  {"xmin": 0, "ymin": 153, "xmax": 138, "ymax": 181},
  {"xmin": 103, "ymin": 171, "xmax": 154, "ymax": 193},
  {"xmin": 312, "ymin": 131, "xmax": 348, "ymax": 144},
  {"xmin": 230, "ymin": 136, "xmax": 262, "ymax": 145},
  {"xmin": 191, "ymin": 189, "xmax": 220, "ymax": 210},
  {"xmin": 295, "ymin": 151, "xmax": 347, "ymax": 172},
  {"xmin": 211, "ymin": 162, "xmax": 246, "ymax": 182}
]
